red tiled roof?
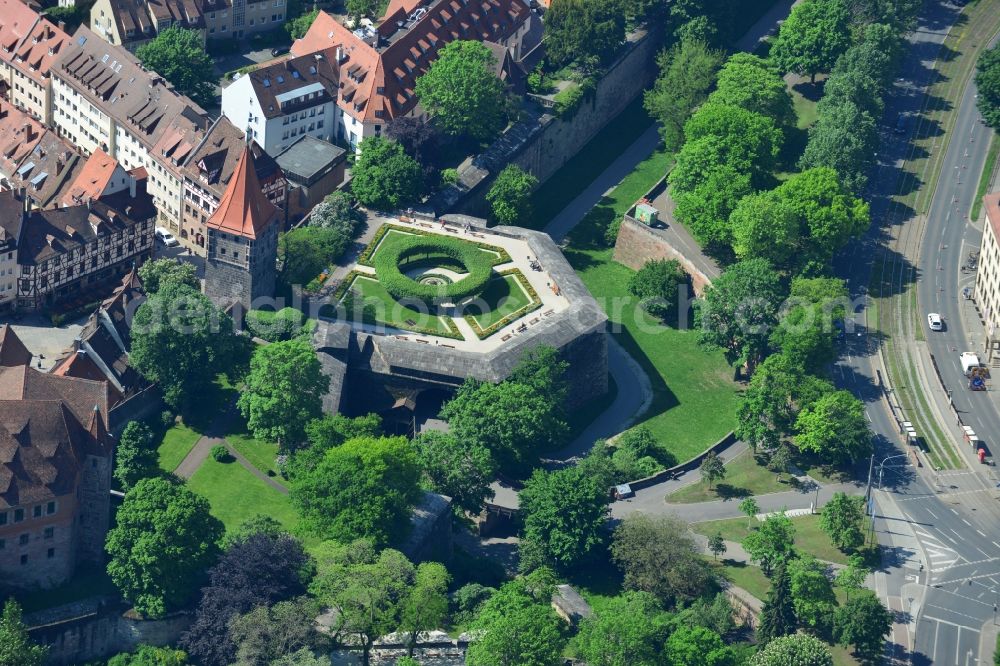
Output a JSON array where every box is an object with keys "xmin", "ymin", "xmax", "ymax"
[
  {"xmin": 205, "ymin": 143, "xmax": 278, "ymax": 239},
  {"xmin": 291, "ymin": 0, "xmax": 531, "ymax": 124},
  {"xmin": 60, "ymin": 149, "xmax": 119, "ymax": 207}
]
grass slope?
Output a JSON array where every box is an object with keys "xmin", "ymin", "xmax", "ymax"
[
  {"xmin": 156, "ymin": 423, "xmax": 200, "ymax": 473},
  {"xmin": 691, "ymin": 513, "xmax": 853, "ymax": 565},
  {"xmin": 186, "ymin": 458, "xmax": 298, "ymax": 534},
  {"xmin": 668, "ymin": 450, "xmax": 791, "ymax": 503}
]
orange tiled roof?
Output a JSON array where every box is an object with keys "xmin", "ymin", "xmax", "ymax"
[
  {"xmin": 60, "ymin": 148, "xmax": 118, "ymax": 207},
  {"xmin": 290, "ymin": 0, "xmax": 531, "ymax": 125},
  {"xmin": 205, "ymin": 142, "xmax": 278, "ymax": 239}
]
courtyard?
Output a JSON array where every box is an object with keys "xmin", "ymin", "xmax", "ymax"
[{"xmin": 329, "ymin": 219, "xmax": 562, "ymax": 347}]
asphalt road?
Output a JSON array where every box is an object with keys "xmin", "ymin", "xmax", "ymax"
[{"xmin": 828, "ymin": 0, "xmax": 1000, "ymax": 662}]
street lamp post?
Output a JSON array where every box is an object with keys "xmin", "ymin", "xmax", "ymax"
[{"xmin": 878, "ymin": 453, "xmax": 911, "ymax": 490}]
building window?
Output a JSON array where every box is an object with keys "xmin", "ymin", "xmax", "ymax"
[
  {"xmin": 13, "ymin": 508, "xmax": 23, "ymax": 523},
  {"xmin": 44, "ymin": 527, "xmax": 54, "ymax": 539},
  {"xmin": 19, "ymin": 534, "xmax": 28, "ymax": 545},
  {"xmin": 0, "ymin": 539, "xmax": 5, "ymax": 550},
  {"xmin": 46, "ymin": 501, "xmax": 55, "ymax": 515},
  {"xmin": 0, "ymin": 511, "xmax": 6, "ymax": 526},
  {"xmin": 47, "ymin": 548, "xmax": 55, "ymax": 559},
  {"xmin": 20, "ymin": 554, "xmax": 27, "ymax": 565},
  {"xmin": 32, "ymin": 505, "xmax": 42, "ymax": 518}
]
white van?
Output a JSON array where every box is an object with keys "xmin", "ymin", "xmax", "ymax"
[{"xmin": 155, "ymin": 227, "xmax": 180, "ymax": 247}]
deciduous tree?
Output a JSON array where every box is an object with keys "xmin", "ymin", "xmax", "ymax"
[
  {"xmin": 644, "ymin": 37, "xmax": 725, "ymax": 151},
  {"xmin": 740, "ymin": 497, "xmax": 760, "ymax": 528},
  {"xmin": 770, "ymin": 276, "xmax": 850, "ymax": 373},
  {"xmin": 708, "ymin": 532, "xmax": 727, "ymax": 560},
  {"xmin": 415, "ymin": 431, "xmax": 496, "ymax": 514},
  {"xmin": 519, "ymin": 466, "xmax": 609, "ymax": 572},
  {"xmin": 682, "ymin": 103, "xmax": 783, "ymax": 188},
  {"xmin": 611, "ymin": 514, "xmax": 712, "ymax": 603},
  {"xmin": 487, "ymin": 165, "xmax": 538, "ymax": 225},
  {"xmin": 131, "ymin": 282, "xmax": 244, "ymax": 410},
  {"xmin": 278, "ymin": 226, "xmax": 352, "ymax": 289},
  {"xmin": 628, "ymin": 259, "xmax": 689, "ymax": 323},
  {"xmin": 742, "ymin": 512, "xmax": 796, "ymax": 575},
  {"xmin": 400, "ymin": 563, "xmax": 451, "ymax": 656},
  {"xmin": 798, "ymin": 99, "xmax": 877, "ymax": 194},
  {"xmin": 138, "ymin": 258, "xmax": 199, "ymax": 293},
  {"xmin": 543, "ymin": 0, "xmax": 625, "ymax": 69},
  {"xmin": 290, "ymin": 436, "xmax": 421, "ymax": 546},
  {"xmin": 976, "ymin": 43, "xmax": 1000, "ymax": 129},
  {"xmin": 699, "ymin": 451, "xmax": 726, "ymax": 489},
  {"xmin": 787, "ymin": 555, "xmax": 838, "ymax": 632},
  {"xmin": 136, "ymin": 28, "xmax": 215, "ymax": 107},
  {"xmin": 466, "ymin": 572, "xmax": 566, "ymax": 666},
  {"xmin": 664, "ymin": 626, "xmax": 736, "ymax": 666},
  {"xmin": 730, "ymin": 190, "xmax": 800, "ymax": 267},
  {"xmin": 0, "ymin": 598, "xmax": 47, "ymax": 666},
  {"xmin": 572, "ymin": 592, "xmax": 672, "ymax": 666},
  {"xmin": 795, "ymin": 390, "xmax": 871, "ymax": 464},
  {"xmin": 113, "ymin": 421, "xmax": 158, "ymax": 492},
  {"xmin": 414, "ymin": 41, "xmax": 509, "ymax": 142},
  {"xmin": 286, "ymin": 8, "xmax": 318, "ymax": 39},
  {"xmin": 699, "ymin": 258, "xmax": 785, "ymax": 371},
  {"xmin": 107, "ymin": 645, "xmax": 189, "ymax": 666},
  {"xmin": 351, "ymin": 137, "xmax": 423, "ymax": 210},
  {"xmin": 833, "ymin": 590, "xmax": 892, "ymax": 661},
  {"xmin": 770, "ymin": 0, "xmax": 852, "ymax": 83},
  {"xmin": 106, "ymin": 478, "xmax": 224, "ymax": 618},
  {"xmin": 228, "ymin": 597, "xmax": 322, "ymax": 666},
  {"xmin": 750, "ymin": 633, "xmax": 833, "ymax": 666},
  {"xmin": 709, "ymin": 53, "xmax": 795, "ymax": 129},
  {"xmin": 835, "ymin": 555, "xmax": 870, "ymax": 602},
  {"xmin": 820, "ymin": 492, "xmax": 866, "ymax": 551},
  {"xmin": 238, "ymin": 339, "xmax": 329, "ymax": 450}
]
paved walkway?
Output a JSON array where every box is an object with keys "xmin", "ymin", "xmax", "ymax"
[{"xmin": 224, "ymin": 440, "xmax": 289, "ymax": 494}]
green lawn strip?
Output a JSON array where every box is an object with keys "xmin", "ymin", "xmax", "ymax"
[
  {"xmin": 562, "ymin": 147, "xmax": 738, "ymax": 463},
  {"xmin": 351, "ymin": 275, "xmax": 457, "ymax": 336},
  {"xmin": 529, "ymin": 98, "xmax": 656, "ymax": 229},
  {"xmin": 709, "ymin": 559, "xmax": 771, "ymax": 601},
  {"xmin": 668, "ymin": 449, "xmax": 792, "ymax": 504},
  {"xmin": 186, "ymin": 458, "xmax": 299, "ymax": 534},
  {"xmin": 226, "ymin": 427, "xmax": 280, "ymax": 476},
  {"xmin": 791, "ymin": 84, "xmax": 819, "ymax": 130},
  {"xmin": 466, "ymin": 274, "xmax": 532, "ymax": 328},
  {"xmin": 14, "ymin": 566, "xmax": 118, "ymax": 613},
  {"xmin": 691, "ymin": 513, "xmax": 853, "ymax": 565},
  {"xmin": 971, "ymin": 133, "xmax": 999, "ymax": 221},
  {"xmin": 156, "ymin": 423, "xmax": 201, "ymax": 473}
]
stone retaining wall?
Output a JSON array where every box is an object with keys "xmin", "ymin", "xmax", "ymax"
[{"xmin": 613, "ymin": 217, "xmax": 715, "ymax": 296}]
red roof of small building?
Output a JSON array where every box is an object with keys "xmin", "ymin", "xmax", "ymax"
[
  {"xmin": 205, "ymin": 143, "xmax": 278, "ymax": 239},
  {"xmin": 60, "ymin": 149, "xmax": 118, "ymax": 207}
]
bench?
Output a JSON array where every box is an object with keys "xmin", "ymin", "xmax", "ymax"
[
  {"xmin": 543, "ymin": 309, "xmax": 554, "ymax": 316},
  {"xmin": 529, "ymin": 317, "xmax": 540, "ymax": 325},
  {"xmin": 502, "ymin": 334, "xmax": 513, "ymax": 341}
]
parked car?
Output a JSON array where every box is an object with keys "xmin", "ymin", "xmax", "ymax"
[
  {"xmin": 927, "ymin": 312, "xmax": 943, "ymax": 331},
  {"xmin": 894, "ymin": 113, "xmax": 908, "ymax": 134},
  {"xmin": 155, "ymin": 227, "xmax": 180, "ymax": 247},
  {"xmin": 271, "ymin": 46, "xmax": 290, "ymax": 57}
]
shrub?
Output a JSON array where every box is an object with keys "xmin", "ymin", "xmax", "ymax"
[
  {"xmin": 373, "ymin": 235, "xmax": 495, "ymax": 306},
  {"xmin": 440, "ymin": 168, "xmax": 460, "ymax": 187},
  {"xmin": 160, "ymin": 410, "xmax": 176, "ymax": 428},
  {"xmin": 245, "ymin": 308, "xmax": 308, "ymax": 342},
  {"xmin": 553, "ymin": 79, "xmax": 594, "ymax": 118},
  {"xmin": 210, "ymin": 445, "xmax": 230, "ymax": 462}
]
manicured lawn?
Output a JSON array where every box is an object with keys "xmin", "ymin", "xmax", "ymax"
[
  {"xmin": 227, "ymin": 427, "xmax": 280, "ymax": 476},
  {"xmin": 668, "ymin": 449, "xmax": 792, "ymax": 503},
  {"xmin": 156, "ymin": 423, "xmax": 200, "ymax": 473},
  {"xmin": 186, "ymin": 458, "xmax": 298, "ymax": 534},
  {"xmin": 691, "ymin": 513, "xmax": 853, "ymax": 565},
  {"xmin": 563, "ymin": 148, "xmax": 739, "ymax": 463},
  {"xmin": 710, "ymin": 558, "xmax": 771, "ymax": 601},
  {"xmin": 351, "ymin": 275, "xmax": 457, "ymax": 336},
  {"xmin": 465, "ymin": 274, "xmax": 532, "ymax": 328},
  {"xmin": 368, "ymin": 228, "xmax": 505, "ymax": 266},
  {"xmin": 14, "ymin": 566, "xmax": 119, "ymax": 614}
]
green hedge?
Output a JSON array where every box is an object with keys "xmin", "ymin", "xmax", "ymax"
[
  {"xmin": 358, "ymin": 224, "xmax": 512, "ymax": 267},
  {"xmin": 373, "ymin": 235, "xmax": 494, "ymax": 306}
]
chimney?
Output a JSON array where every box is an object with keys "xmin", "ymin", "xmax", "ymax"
[
  {"xmin": 22, "ymin": 123, "xmax": 32, "ymax": 141},
  {"xmin": 45, "ymin": 233, "xmax": 55, "ymax": 246},
  {"xmin": 86, "ymin": 197, "xmax": 92, "ymax": 210},
  {"xmin": 55, "ymin": 157, "xmax": 64, "ymax": 175},
  {"xmin": 64, "ymin": 224, "xmax": 75, "ymax": 237}
]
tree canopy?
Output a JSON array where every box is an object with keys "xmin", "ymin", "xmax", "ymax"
[
  {"xmin": 644, "ymin": 37, "xmax": 724, "ymax": 152},
  {"xmin": 757, "ymin": 562, "xmax": 797, "ymax": 644},
  {"xmin": 787, "ymin": 555, "xmax": 837, "ymax": 632},
  {"xmin": 279, "ymin": 226, "xmax": 352, "ymax": 290},
  {"xmin": 138, "ymin": 258, "xmax": 199, "ymax": 294},
  {"xmin": 114, "ymin": 421, "xmax": 158, "ymax": 492},
  {"xmin": 681, "ymin": 103, "xmax": 783, "ymax": 188},
  {"xmin": 709, "ymin": 53, "xmax": 795, "ymax": 129},
  {"xmin": 290, "ymin": 436, "xmax": 422, "ymax": 546},
  {"xmin": 742, "ymin": 512, "xmax": 796, "ymax": 575},
  {"xmin": 414, "ymin": 40, "xmax": 509, "ymax": 142},
  {"xmin": 572, "ymin": 592, "xmax": 672, "ymax": 666},
  {"xmin": 628, "ymin": 259, "xmax": 689, "ymax": 323},
  {"xmin": 699, "ymin": 258, "xmax": 785, "ymax": 371},
  {"xmin": 611, "ymin": 513, "xmax": 712, "ymax": 603},
  {"xmin": 487, "ymin": 164, "xmax": 538, "ymax": 225},
  {"xmin": 136, "ymin": 28, "xmax": 215, "ymax": 107},
  {"xmin": 544, "ymin": 0, "xmax": 625, "ymax": 70},
  {"xmin": 286, "ymin": 8, "xmax": 318, "ymax": 39},
  {"xmin": 820, "ymin": 492, "xmax": 866, "ymax": 551},
  {"xmin": 106, "ymin": 477, "xmax": 224, "ymax": 617},
  {"xmin": 415, "ymin": 431, "xmax": 496, "ymax": 514},
  {"xmin": 0, "ymin": 599, "xmax": 46, "ymax": 666},
  {"xmin": 130, "ymin": 282, "xmax": 244, "ymax": 410},
  {"xmin": 664, "ymin": 626, "xmax": 737, "ymax": 666},
  {"xmin": 351, "ymin": 137, "xmax": 423, "ymax": 210},
  {"xmin": 795, "ymin": 390, "xmax": 871, "ymax": 464},
  {"xmin": 519, "ymin": 466, "xmax": 609, "ymax": 572},
  {"xmin": 237, "ymin": 339, "xmax": 329, "ymax": 450},
  {"xmin": 228, "ymin": 597, "xmax": 322, "ymax": 666},
  {"xmin": 833, "ymin": 590, "xmax": 892, "ymax": 661},
  {"xmin": 770, "ymin": 0, "xmax": 852, "ymax": 82},
  {"xmin": 750, "ymin": 633, "xmax": 833, "ymax": 666},
  {"xmin": 976, "ymin": 43, "xmax": 1000, "ymax": 129}
]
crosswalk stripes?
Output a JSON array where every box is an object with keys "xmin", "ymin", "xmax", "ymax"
[{"xmin": 915, "ymin": 528, "xmax": 963, "ymax": 574}]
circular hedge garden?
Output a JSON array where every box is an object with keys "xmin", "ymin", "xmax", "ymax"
[{"xmin": 373, "ymin": 235, "xmax": 494, "ymax": 305}]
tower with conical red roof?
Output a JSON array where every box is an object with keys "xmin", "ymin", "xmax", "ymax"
[{"xmin": 203, "ymin": 142, "xmax": 280, "ymax": 309}]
